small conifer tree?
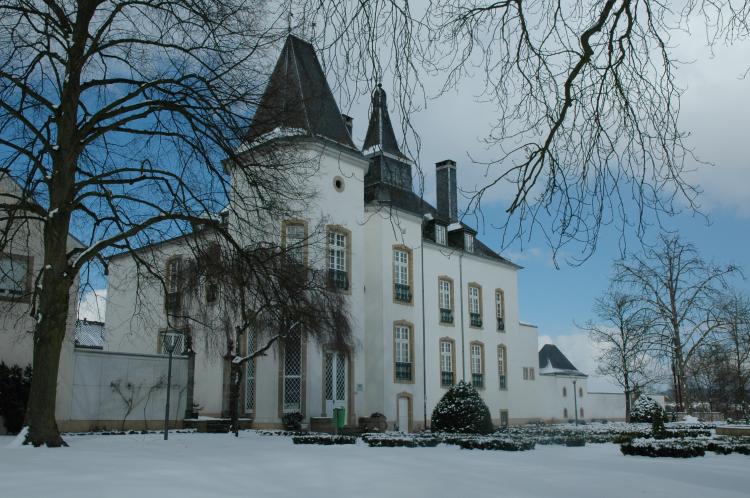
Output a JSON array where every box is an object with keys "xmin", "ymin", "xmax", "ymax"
[{"xmin": 431, "ymin": 381, "xmax": 493, "ymax": 434}]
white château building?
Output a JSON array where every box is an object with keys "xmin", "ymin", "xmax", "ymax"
[{"xmin": 102, "ymin": 35, "xmax": 625, "ymax": 431}]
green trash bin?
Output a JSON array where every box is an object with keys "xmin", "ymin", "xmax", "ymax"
[{"xmin": 333, "ymin": 407, "xmax": 346, "ymax": 431}]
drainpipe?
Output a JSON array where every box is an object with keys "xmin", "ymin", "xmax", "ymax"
[
  {"xmin": 458, "ymin": 252, "xmax": 465, "ymax": 381},
  {"xmin": 420, "ymin": 216, "xmax": 428, "ymax": 430}
]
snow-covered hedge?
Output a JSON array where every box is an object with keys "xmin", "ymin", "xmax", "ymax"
[
  {"xmin": 621, "ymin": 436, "xmax": 750, "ymax": 458},
  {"xmin": 291, "ymin": 435, "xmax": 356, "ymax": 445},
  {"xmin": 362, "ymin": 434, "xmax": 441, "ymax": 448},
  {"xmin": 450, "ymin": 436, "xmax": 535, "ymax": 451},
  {"xmin": 621, "ymin": 438, "xmax": 705, "ymax": 458},
  {"xmin": 430, "ymin": 381, "xmax": 493, "ymax": 434},
  {"xmin": 630, "ymin": 396, "xmax": 664, "ymax": 423}
]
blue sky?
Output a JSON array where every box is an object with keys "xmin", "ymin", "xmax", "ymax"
[{"xmin": 80, "ymin": 22, "xmax": 750, "ymax": 391}]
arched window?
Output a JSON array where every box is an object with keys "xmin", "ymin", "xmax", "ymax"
[{"xmin": 562, "ymin": 387, "xmax": 567, "ymax": 397}]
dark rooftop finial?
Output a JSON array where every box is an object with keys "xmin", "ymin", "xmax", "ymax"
[{"xmin": 362, "ymin": 83, "xmax": 405, "ymax": 159}]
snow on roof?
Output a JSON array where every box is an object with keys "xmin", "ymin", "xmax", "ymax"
[{"xmin": 75, "ymin": 319, "xmax": 105, "ymax": 349}]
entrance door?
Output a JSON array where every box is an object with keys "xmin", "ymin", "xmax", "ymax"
[
  {"xmin": 397, "ymin": 396, "xmax": 410, "ymax": 433},
  {"xmin": 324, "ymin": 352, "xmax": 347, "ymax": 416}
]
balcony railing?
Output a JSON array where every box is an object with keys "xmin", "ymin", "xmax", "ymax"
[
  {"xmin": 498, "ymin": 374, "xmax": 507, "ymax": 390},
  {"xmin": 395, "ymin": 362, "xmax": 412, "ymax": 381},
  {"xmin": 439, "ymin": 308, "xmax": 453, "ymax": 324},
  {"xmin": 470, "ymin": 313, "xmax": 482, "ymax": 327},
  {"xmin": 328, "ymin": 269, "xmax": 349, "ymax": 291},
  {"xmin": 440, "ymin": 371, "xmax": 454, "ymax": 387},
  {"xmin": 394, "ymin": 283, "xmax": 412, "ymax": 303},
  {"xmin": 472, "ymin": 373, "xmax": 484, "ymax": 389},
  {"xmin": 497, "ymin": 317, "xmax": 505, "ymax": 332}
]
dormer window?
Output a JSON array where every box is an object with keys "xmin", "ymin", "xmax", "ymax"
[
  {"xmin": 435, "ymin": 225, "xmax": 447, "ymax": 246},
  {"xmin": 464, "ymin": 233, "xmax": 474, "ymax": 253}
]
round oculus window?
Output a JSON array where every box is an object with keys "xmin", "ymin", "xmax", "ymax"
[{"xmin": 333, "ymin": 176, "xmax": 345, "ymax": 192}]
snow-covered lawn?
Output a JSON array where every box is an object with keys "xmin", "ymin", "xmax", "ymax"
[{"xmin": 1, "ymin": 432, "xmax": 748, "ymax": 498}]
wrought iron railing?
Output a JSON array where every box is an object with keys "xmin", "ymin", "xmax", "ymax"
[
  {"xmin": 472, "ymin": 373, "xmax": 484, "ymax": 389},
  {"xmin": 328, "ymin": 269, "xmax": 349, "ymax": 290},
  {"xmin": 394, "ymin": 283, "xmax": 412, "ymax": 303},
  {"xmin": 395, "ymin": 362, "xmax": 412, "ymax": 381},
  {"xmin": 440, "ymin": 371, "xmax": 454, "ymax": 387},
  {"xmin": 470, "ymin": 313, "xmax": 482, "ymax": 327},
  {"xmin": 440, "ymin": 308, "xmax": 453, "ymax": 324}
]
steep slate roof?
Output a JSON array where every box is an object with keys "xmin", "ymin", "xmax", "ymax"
[
  {"xmin": 538, "ymin": 344, "xmax": 587, "ymax": 377},
  {"xmin": 245, "ymin": 35, "xmax": 356, "ymax": 149},
  {"xmin": 364, "ymin": 184, "xmax": 517, "ymax": 266},
  {"xmin": 362, "ymin": 84, "xmax": 408, "ymax": 160},
  {"xmin": 75, "ymin": 319, "xmax": 105, "ymax": 349}
]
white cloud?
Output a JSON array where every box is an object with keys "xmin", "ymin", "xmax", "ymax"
[
  {"xmin": 538, "ymin": 332, "xmax": 621, "ymax": 393},
  {"xmin": 78, "ymin": 289, "xmax": 107, "ymax": 322}
]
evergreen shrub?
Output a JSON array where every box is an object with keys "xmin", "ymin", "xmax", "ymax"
[
  {"xmin": 430, "ymin": 381, "xmax": 493, "ymax": 434},
  {"xmin": 0, "ymin": 362, "xmax": 32, "ymax": 434},
  {"xmin": 630, "ymin": 396, "xmax": 664, "ymax": 423}
]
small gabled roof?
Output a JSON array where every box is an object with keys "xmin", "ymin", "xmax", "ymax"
[
  {"xmin": 245, "ymin": 35, "xmax": 356, "ymax": 149},
  {"xmin": 74, "ymin": 319, "xmax": 105, "ymax": 349},
  {"xmin": 538, "ymin": 344, "xmax": 587, "ymax": 377},
  {"xmin": 362, "ymin": 84, "xmax": 408, "ymax": 160}
]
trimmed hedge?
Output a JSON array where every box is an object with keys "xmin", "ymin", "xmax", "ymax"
[
  {"xmin": 621, "ymin": 438, "xmax": 705, "ymax": 458},
  {"xmin": 454, "ymin": 437, "xmax": 535, "ymax": 451},
  {"xmin": 362, "ymin": 435, "xmax": 441, "ymax": 448},
  {"xmin": 291, "ymin": 435, "xmax": 356, "ymax": 445}
]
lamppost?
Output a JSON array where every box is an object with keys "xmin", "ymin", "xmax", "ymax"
[
  {"xmin": 163, "ymin": 330, "xmax": 183, "ymax": 441},
  {"xmin": 573, "ymin": 379, "xmax": 579, "ymax": 426}
]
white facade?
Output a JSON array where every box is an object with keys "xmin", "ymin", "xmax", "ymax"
[
  {"xmin": 0, "ymin": 175, "xmax": 80, "ymax": 432},
  {"xmin": 99, "ymin": 35, "xmax": 625, "ymax": 430}
]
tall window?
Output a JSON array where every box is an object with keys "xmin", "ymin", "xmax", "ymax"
[
  {"xmin": 495, "ymin": 289, "xmax": 505, "ymax": 332},
  {"xmin": 245, "ymin": 329, "xmax": 256, "ymax": 413},
  {"xmin": 468, "ymin": 284, "xmax": 482, "ymax": 327},
  {"xmin": 563, "ymin": 387, "xmax": 567, "ymax": 397},
  {"xmin": 435, "ymin": 225, "xmax": 447, "ymax": 245},
  {"xmin": 464, "ymin": 233, "xmax": 474, "ymax": 253},
  {"xmin": 438, "ymin": 278, "xmax": 453, "ymax": 324},
  {"xmin": 497, "ymin": 345, "xmax": 507, "ymax": 390},
  {"xmin": 165, "ymin": 257, "xmax": 182, "ymax": 313},
  {"xmin": 0, "ymin": 255, "xmax": 28, "ymax": 298},
  {"xmin": 471, "ymin": 343, "xmax": 484, "ymax": 389},
  {"xmin": 282, "ymin": 330, "xmax": 302, "ymax": 413},
  {"xmin": 284, "ymin": 222, "xmax": 306, "ymax": 264},
  {"xmin": 393, "ymin": 248, "xmax": 411, "ymax": 303},
  {"xmin": 394, "ymin": 324, "xmax": 412, "ymax": 382},
  {"xmin": 523, "ymin": 367, "xmax": 535, "ymax": 381},
  {"xmin": 439, "ymin": 339, "xmax": 454, "ymax": 387},
  {"xmin": 327, "ymin": 229, "xmax": 348, "ymax": 290}
]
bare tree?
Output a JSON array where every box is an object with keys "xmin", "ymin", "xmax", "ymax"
[
  {"xmin": 583, "ymin": 290, "xmax": 659, "ymax": 421},
  {"xmin": 178, "ymin": 229, "xmax": 353, "ymax": 435},
  {"xmin": 614, "ymin": 234, "xmax": 739, "ymax": 412},
  {"xmin": 714, "ymin": 289, "xmax": 750, "ymax": 415},
  {"xmin": 287, "ymin": 0, "xmax": 750, "ymax": 262},
  {"xmin": 0, "ymin": 0, "xmax": 321, "ymax": 446}
]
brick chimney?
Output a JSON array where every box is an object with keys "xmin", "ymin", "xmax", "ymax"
[{"xmin": 436, "ymin": 160, "xmax": 457, "ymax": 222}]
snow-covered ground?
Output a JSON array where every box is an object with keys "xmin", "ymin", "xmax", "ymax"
[{"xmin": 1, "ymin": 432, "xmax": 748, "ymax": 498}]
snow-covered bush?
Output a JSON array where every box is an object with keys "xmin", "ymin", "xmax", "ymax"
[
  {"xmin": 430, "ymin": 381, "xmax": 493, "ymax": 434},
  {"xmin": 291, "ymin": 434, "xmax": 355, "ymax": 445},
  {"xmin": 455, "ymin": 436, "xmax": 535, "ymax": 451},
  {"xmin": 620, "ymin": 438, "xmax": 705, "ymax": 458},
  {"xmin": 630, "ymin": 396, "xmax": 664, "ymax": 423},
  {"xmin": 363, "ymin": 434, "xmax": 441, "ymax": 448}
]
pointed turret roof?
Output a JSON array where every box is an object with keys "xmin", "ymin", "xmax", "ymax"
[
  {"xmin": 246, "ymin": 35, "xmax": 355, "ymax": 149},
  {"xmin": 362, "ymin": 84, "xmax": 408, "ymax": 160},
  {"xmin": 538, "ymin": 344, "xmax": 587, "ymax": 377}
]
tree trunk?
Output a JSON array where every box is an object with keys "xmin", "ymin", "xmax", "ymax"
[
  {"xmin": 230, "ymin": 362, "xmax": 240, "ymax": 437},
  {"xmin": 624, "ymin": 376, "xmax": 631, "ymax": 422},
  {"xmin": 24, "ymin": 229, "xmax": 73, "ymax": 447}
]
